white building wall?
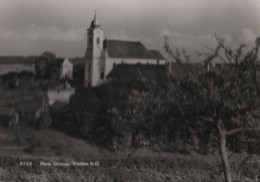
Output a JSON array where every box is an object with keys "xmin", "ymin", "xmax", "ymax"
[
  {"xmin": 60, "ymin": 58, "xmax": 73, "ymax": 79},
  {"xmin": 84, "ymin": 26, "xmax": 105, "ymax": 87},
  {"xmin": 91, "ymin": 29, "xmax": 105, "ymax": 86},
  {"xmin": 47, "ymin": 88, "xmax": 75, "ymax": 105}
]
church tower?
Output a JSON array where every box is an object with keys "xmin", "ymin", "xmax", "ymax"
[{"xmin": 84, "ymin": 12, "xmax": 105, "ymax": 87}]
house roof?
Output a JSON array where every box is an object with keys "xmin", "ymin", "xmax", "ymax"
[
  {"xmin": 52, "ymin": 58, "xmax": 65, "ymax": 67},
  {"xmin": 104, "ymin": 39, "xmax": 164, "ymax": 60},
  {"xmin": 90, "ymin": 13, "xmax": 100, "ymax": 28},
  {"xmin": 16, "ymin": 97, "xmax": 46, "ymax": 113},
  {"xmin": 0, "ymin": 107, "xmax": 16, "ymax": 115},
  {"xmin": 148, "ymin": 50, "xmax": 164, "ymax": 60},
  {"xmin": 69, "ymin": 57, "xmax": 85, "ymax": 65},
  {"xmin": 107, "ymin": 64, "xmax": 166, "ymax": 78},
  {"xmin": 52, "ymin": 58, "xmax": 71, "ymax": 67}
]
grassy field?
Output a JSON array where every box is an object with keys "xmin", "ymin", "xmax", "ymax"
[{"xmin": 0, "ymin": 126, "xmax": 259, "ymax": 182}]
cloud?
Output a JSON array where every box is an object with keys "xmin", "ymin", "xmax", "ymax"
[
  {"xmin": 0, "ymin": 0, "xmax": 259, "ymax": 57},
  {"xmin": 107, "ymin": 29, "xmax": 157, "ymax": 49},
  {"xmin": 159, "ymin": 28, "xmax": 233, "ymax": 50},
  {"xmin": 163, "ymin": 31, "xmax": 214, "ymax": 48},
  {"xmin": 140, "ymin": 36, "xmax": 157, "ymax": 49},
  {"xmin": 107, "ymin": 29, "xmax": 131, "ymax": 40},
  {"xmin": 0, "ymin": 24, "xmax": 85, "ymax": 42},
  {"xmin": 159, "ymin": 28, "xmax": 171, "ymax": 37},
  {"xmin": 158, "ymin": 29, "xmax": 235, "ymax": 63},
  {"xmin": 238, "ymin": 28, "xmax": 256, "ymax": 44}
]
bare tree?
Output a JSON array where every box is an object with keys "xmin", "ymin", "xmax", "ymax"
[{"xmin": 164, "ymin": 35, "xmax": 260, "ymax": 182}]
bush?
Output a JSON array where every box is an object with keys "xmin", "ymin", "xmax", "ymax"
[
  {"xmin": 35, "ymin": 112, "xmax": 52, "ymax": 130},
  {"xmin": 24, "ymin": 136, "xmax": 41, "ymax": 154}
]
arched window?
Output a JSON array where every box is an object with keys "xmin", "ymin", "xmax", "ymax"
[
  {"xmin": 97, "ymin": 37, "xmax": 100, "ymax": 44},
  {"xmin": 100, "ymin": 72, "xmax": 104, "ymax": 79}
]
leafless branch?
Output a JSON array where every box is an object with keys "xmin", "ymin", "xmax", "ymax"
[
  {"xmin": 226, "ymin": 127, "xmax": 260, "ymax": 136},
  {"xmin": 203, "ymin": 44, "xmax": 221, "ymax": 65},
  {"xmin": 182, "ymin": 49, "xmax": 190, "ymax": 63}
]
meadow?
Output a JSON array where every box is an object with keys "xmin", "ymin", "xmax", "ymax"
[{"xmin": 0, "ymin": 126, "xmax": 259, "ymax": 182}]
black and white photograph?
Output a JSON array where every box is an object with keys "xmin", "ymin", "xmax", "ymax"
[{"xmin": 0, "ymin": 0, "xmax": 259, "ymax": 181}]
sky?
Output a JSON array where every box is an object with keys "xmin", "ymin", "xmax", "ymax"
[{"xmin": 0, "ymin": 0, "xmax": 259, "ymax": 59}]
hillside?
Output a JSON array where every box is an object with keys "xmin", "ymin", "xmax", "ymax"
[
  {"xmin": 0, "ymin": 126, "xmax": 109, "ymax": 159},
  {"xmin": 0, "ymin": 61, "xmax": 259, "ymax": 181},
  {"xmin": 0, "ymin": 56, "xmax": 37, "ymax": 65}
]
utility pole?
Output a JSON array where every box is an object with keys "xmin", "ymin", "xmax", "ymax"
[{"xmin": 163, "ymin": 35, "xmax": 170, "ymax": 53}]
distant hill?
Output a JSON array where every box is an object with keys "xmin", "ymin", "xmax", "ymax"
[{"xmin": 0, "ymin": 56, "xmax": 37, "ymax": 65}]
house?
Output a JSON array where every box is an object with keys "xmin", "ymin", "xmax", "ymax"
[
  {"xmin": 51, "ymin": 58, "xmax": 73, "ymax": 80},
  {"xmin": 17, "ymin": 96, "xmax": 48, "ymax": 123},
  {"xmin": 84, "ymin": 13, "xmax": 166, "ymax": 87},
  {"xmin": 0, "ymin": 107, "xmax": 19, "ymax": 128}
]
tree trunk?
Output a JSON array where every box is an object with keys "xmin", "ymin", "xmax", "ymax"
[{"xmin": 218, "ymin": 128, "xmax": 232, "ymax": 182}]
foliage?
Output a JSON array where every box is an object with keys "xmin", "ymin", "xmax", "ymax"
[
  {"xmin": 53, "ymin": 67, "xmax": 169, "ymax": 149},
  {"xmin": 0, "ymin": 152, "xmax": 259, "ymax": 181},
  {"xmin": 53, "ymin": 87, "xmax": 101, "ymax": 140},
  {"xmin": 163, "ymin": 35, "xmax": 260, "ymax": 182},
  {"xmin": 35, "ymin": 51, "xmax": 56, "ymax": 78},
  {"xmin": 55, "ymin": 58, "xmax": 258, "ymax": 154},
  {"xmin": 52, "ymin": 37, "xmax": 259, "ymax": 182},
  {"xmin": 35, "ymin": 112, "xmax": 52, "ymax": 130},
  {"xmin": 24, "ymin": 136, "xmax": 42, "ymax": 153},
  {"xmin": 72, "ymin": 63, "xmax": 85, "ymax": 85},
  {"xmin": 0, "ymin": 71, "xmax": 36, "ymax": 91}
]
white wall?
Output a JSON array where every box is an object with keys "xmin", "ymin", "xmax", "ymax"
[
  {"xmin": 91, "ymin": 56, "xmax": 105, "ymax": 86},
  {"xmin": 47, "ymin": 88, "xmax": 75, "ymax": 105},
  {"xmin": 84, "ymin": 25, "xmax": 105, "ymax": 87},
  {"xmin": 60, "ymin": 58, "xmax": 73, "ymax": 79}
]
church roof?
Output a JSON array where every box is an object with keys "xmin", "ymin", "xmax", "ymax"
[
  {"xmin": 104, "ymin": 39, "xmax": 164, "ymax": 60},
  {"xmin": 148, "ymin": 50, "xmax": 164, "ymax": 60},
  {"xmin": 91, "ymin": 18, "xmax": 100, "ymax": 28},
  {"xmin": 90, "ymin": 12, "xmax": 100, "ymax": 28}
]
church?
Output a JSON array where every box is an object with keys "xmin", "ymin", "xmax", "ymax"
[{"xmin": 84, "ymin": 13, "xmax": 166, "ymax": 87}]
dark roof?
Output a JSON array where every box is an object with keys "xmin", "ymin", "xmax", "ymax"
[
  {"xmin": 90, "ymin": 17, "xmax": 100, "ymax": 28},
  {"xmin": 52, "ymin": 58, "xmax": 65, "ymax": 67},
  {"xmin": 148, "ymin": 50, "xmax": 164, "ymax": 60},
  {"xmin": 16, "ymin": 97, "xmax": 45, "ymax": 113},
  {"xmin": 107, "ymin": 64, "xmax": 166, "ymax": 78},
  {"xmin": 0, "ymin": 107, "xmax": 16, "ymax": 115},
  {"xmin": 104, "ymin": 39, "xmax": 163, "ymax": 59},
  {"xmin": 69, "ymin": 57, "xmax": 85, "ymax": 65}
]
